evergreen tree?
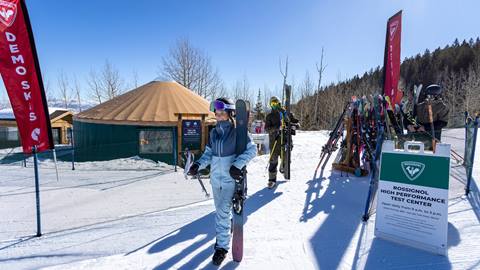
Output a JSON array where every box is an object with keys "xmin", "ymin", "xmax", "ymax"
[{"xmin": 254, "ymin": 89, "xmax": 265, "ymax": 120}]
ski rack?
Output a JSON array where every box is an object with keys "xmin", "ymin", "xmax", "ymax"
[{"xmin": 331, "ymin": 97, "xmax": 370, "ymax": 177}]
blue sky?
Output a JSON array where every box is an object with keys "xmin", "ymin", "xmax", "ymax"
[{"xmin": 1, "ymin": 0, "xmax": 480, "ymax": 102}]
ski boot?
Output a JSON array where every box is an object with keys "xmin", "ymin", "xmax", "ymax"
[
  {"xmin": 212, "ymin": 248, "xmax": 228, "ymax": 265},
  {"xmin": 267, "ymin": 180, "xmax": 276, "ymax": 189}
]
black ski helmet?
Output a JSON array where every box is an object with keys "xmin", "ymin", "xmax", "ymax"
[{"xmin": 425, "ymin": 84, "xmax": 442, "ymax": 96}]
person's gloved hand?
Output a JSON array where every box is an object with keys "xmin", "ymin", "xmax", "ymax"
[
  {"xmin": 272, "ymin": 130, "xmax": 280, "ymax": 139},
  {"xmin": 188, "ymin": 162, "xmax": 199, "ymax": 176},
  {"xmin": 229, "ymin": 165, "xmax": 243, "ymax": 180}
]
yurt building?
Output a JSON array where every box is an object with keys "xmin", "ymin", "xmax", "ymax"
[{"xmin": 73, "ymin": 80, "xmax": 215, "ymax": 164}]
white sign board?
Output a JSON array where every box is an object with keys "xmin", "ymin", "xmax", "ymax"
[{"xmin": 375, "ymin": 141, "xmax": 450, "ymax": 255}]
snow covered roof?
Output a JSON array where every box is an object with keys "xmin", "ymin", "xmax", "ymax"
[
  {"xmin": 0, "ymin": 108, "xmax": 14, "ymax": 120},
  {"xmin": 0, "ymin": 107, "xmax": 72, "ymax": 120}
]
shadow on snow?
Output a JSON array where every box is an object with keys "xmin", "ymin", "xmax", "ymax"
[{"xmin": 140, "ymin": 186, "xmax": 283, "ymax": 270}]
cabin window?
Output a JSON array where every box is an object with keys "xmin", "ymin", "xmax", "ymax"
[{"xmin": 139, "ymin": 130, "xmax": 173, "ymax": 154}]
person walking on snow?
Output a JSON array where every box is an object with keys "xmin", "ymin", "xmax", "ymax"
[
  {"xmin": 265, "ymin": 96, "xmax": 299, "ymax": 188},
  {"xmin": 188, "ymin": 97, "xmax": 257, "ymax": 266}
]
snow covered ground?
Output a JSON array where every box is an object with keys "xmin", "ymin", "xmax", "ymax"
[{"xmin": 0, "ymin": 129, "xmax": 479, "ymax": 270}]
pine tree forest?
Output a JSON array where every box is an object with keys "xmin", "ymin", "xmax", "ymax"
[{"xmin": 292, "ymin": 38, "xmax": 480, "ymax": 130}]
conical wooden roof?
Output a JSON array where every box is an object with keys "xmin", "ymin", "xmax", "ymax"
[{"xmin": 75, "ymin": 81, "xmax": 214, "ymax": 126}]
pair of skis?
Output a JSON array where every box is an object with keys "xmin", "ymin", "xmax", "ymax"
[
  {"xmin": 278, "ymin": 84, "xmax": 293, "ymax": 180},
  {"xmin": 314, "ymin": 102, "xmax": 349, "ymax": 177},
  {"xmin": 362, "ymin": 94, "xmax": 385, "ymax": 221},
  {"xmin": 283, "ymin": 85, "xmax": 292, "ymax": 180}
]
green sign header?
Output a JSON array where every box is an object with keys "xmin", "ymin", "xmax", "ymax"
[{"xmin": 380, "ymin": 152, "xmax": 450, "ymax": 190}]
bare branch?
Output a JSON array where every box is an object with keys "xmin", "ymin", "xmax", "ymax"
[
  {"xmin": 57, "ymin": 70, "xmax": 71, "ymax": 109},
  {"xmin": 314, "ymin": 47, "xmax": 326, "ymax": 127},
  {"xmin": 100, "ymin": 60, "xmax": 124, "ymax": 100},
  {"xmin": 87, "ymin": 69, "xmax": 103, "ymax": 104},
  {"xmin": 160, "ymin": 38, "xmax": 223, "ymax": 100},
  {"xmin": 132, "ymin": 69, "xmax": 139, "ymax": 88},
  {"xmin": 71, "ymin": 75, "xmax": 82, "ymax": 112}
]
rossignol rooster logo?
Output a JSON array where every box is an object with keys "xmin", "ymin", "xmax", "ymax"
[
  {"xmin": 31, "ymin": 128, "xmax": 40, "ymax": 141},
  {"xmin": 0, "ymin": 0, "xmax": 17, "ymax": 27},
  {"xmin": 389, "ymin": 20, "xmax": 399, "ymax": 40},
  {"xmin": 401, "ymin": 161, "xmax": 425, "ymax": 181}
]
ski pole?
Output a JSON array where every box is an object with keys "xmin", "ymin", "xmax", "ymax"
[
  {"xmin": 183, "ymin": 150, "xmax": 194, "ymax": 180},
  {"xmin": 265, "ymin": 139, "xmax": 278, "ymax": 170},
  {"xmin": 195, "ymin": 173, "xmax": 210, "ymax": 197},
  {"xmin": 184, "ymin": 150, "xmax": 208, "ymax": 197}
]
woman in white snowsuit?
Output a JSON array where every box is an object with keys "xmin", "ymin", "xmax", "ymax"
[{"xmin": 188, "ymin": 97, "xmax": 257, "ymax": 265}]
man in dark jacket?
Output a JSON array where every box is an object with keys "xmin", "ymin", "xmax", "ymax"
[
  {"xmin": 399, "ymin": 84, "xmax": 448, "ymax": 151},
  {"xmin": 415, "ymin": 84, "xmax": 449, "ymax": 141},
  {"xmin": 265, "ymin": 96, "xmax": 299, "ymax": 188}
]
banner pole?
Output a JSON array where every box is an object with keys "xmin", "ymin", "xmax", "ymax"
[
  {"xmin": 174, "ymin": 127, "xmax": 177, "ymax": 172},
  {"xmin": 52, "ymin": 149, "xmax": 59, "ymax": 181},
  {"xmin": 32, "ymin": 146, "xmax": 42, "ymax": 237},
  {"xmin": 70, "ymin": 128, "xmax": 75, "ymax": 170}
]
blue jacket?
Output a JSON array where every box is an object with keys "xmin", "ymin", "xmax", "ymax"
[{"xmin": 197, "ymin": 120, "xmax": 257, "ymax": 172}]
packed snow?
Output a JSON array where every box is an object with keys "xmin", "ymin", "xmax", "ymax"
[{"xmin": 0, "ymin": 129, "xmax": 479, "ymax": 269}]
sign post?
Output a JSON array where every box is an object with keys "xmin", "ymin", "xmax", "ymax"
[
  {"xmin": 375, "ymin": 140, "xmax": 450, "ymax": 255},
  {"xmin": 32, "ymin": 146, "xmax": 41, "ymax": 236}
]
